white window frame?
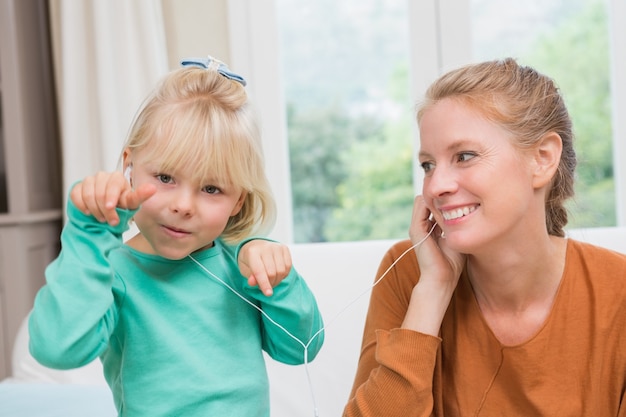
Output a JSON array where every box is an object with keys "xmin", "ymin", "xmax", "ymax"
[
  {"xmin": 609, "ymin": 0, "xmax": 626, "ymax": 225},
  {"xmin": 227, "ymin": 0, "xmax": 294, "ymax": 242},
  {"xmin": 227, "ymin": 0, "xmax": 625, "ymax": 244}
]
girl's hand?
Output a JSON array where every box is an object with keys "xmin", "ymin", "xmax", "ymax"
[
  {"xmin": 70, "ymin": 171, "xmax": 156, "ymax": 226},
  {"xmin": 403, "ymin": 195, "xmax": 466, "ymax": 335},
  {"xmin": 238, "ymin": 240, "xmax": 293, "ymax": 297}
]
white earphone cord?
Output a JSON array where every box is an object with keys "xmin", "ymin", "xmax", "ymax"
[{"xmin": 188, "ymin": 222, "xmax": 437, "ymax": 417}]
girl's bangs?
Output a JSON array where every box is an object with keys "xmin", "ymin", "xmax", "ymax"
[{"xmin": 139, "ymin": 103, "xmax": 257, "ymax": 190}]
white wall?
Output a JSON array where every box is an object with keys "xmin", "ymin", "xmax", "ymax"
[{"xmin": 161, "ymin": 0, "xmax": 230, "ymax": 70}]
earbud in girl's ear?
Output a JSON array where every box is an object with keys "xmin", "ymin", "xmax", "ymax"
[{"xmin": 124, "ymin": 164, "xmax": 133, "ymax": 183}]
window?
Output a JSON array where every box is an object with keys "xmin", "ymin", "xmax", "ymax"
[
  {"xmin": 276, "ymin": 0, "xmax": 413, "ymax": 243},
  {"xmin": 469, "ymin": 0, "xmax": 615, "ymax": 228},
  {"xmin": 228, "ymin": 0, "xmax": 626, "ymax": 244}
]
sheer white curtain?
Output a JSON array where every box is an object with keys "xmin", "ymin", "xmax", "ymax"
[{"xmin": 48, "ymin": 0, "xmax": 169, "ymax": 201}]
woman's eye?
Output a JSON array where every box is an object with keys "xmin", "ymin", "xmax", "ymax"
[
  {"xmin": 156, "ymin": 174, "xmax": 173, "ymax": 184},
  {"xmin": 202, "ymin": 185, "xmax": 221, "ymax": 194},
  {"xmin": 420, "ymin": 161, "xmax": 435, "ymax": 173},
  {"xmin": 457, "ymin": 152, "xmax": 476, "ymax": 162}
]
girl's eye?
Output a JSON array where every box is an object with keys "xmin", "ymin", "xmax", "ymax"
[
  {"xmin": 157, "ymin": 174, "xmax": 173, "ymax": 184},
  {"xmin": 420, "ymin": 161, "xmax": 435, "ymax": 173},
  {"xmin": 202, "ymin": 185, "xmax": 221, "ymax": 194},
  {"xmin": 457, "ymin": 152, "xmax": 477, "ymax": 162}
]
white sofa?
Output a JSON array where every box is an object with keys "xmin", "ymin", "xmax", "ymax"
[
  {"xmin": 2, "ymin": 228, "xmax": 625, "ymax": 417},
  {"xmin": 274, "ymin": 227, "xmax": 626, "ymax": 416}
]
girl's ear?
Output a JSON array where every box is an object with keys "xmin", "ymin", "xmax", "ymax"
[
  {"xmin": 122, "ymin": 148, "xmax": 133, "ymax": 184},
  {"xmin": 122, "ymin": 148, "xmax": 133, "ymax": 171},
  {"xmin": 230, "ymin": 191, "xmax": 248, "ymax": 216},
  {"xmin": 532, "ymin": 132, "xmax": 563, "ymax": 189}
]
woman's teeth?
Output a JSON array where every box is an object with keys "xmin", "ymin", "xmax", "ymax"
[{"xmin": 442, "ymin": 205, "xmax": 476, "ymax": 220}]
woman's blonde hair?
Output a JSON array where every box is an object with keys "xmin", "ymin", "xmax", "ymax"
[
  {"xmin": 417, "ymin": 58, "xmax": 577, "ymax": 237},
  {"xmin": 121, "ymin": 66, "xmax": 276, "ymax": 243}
]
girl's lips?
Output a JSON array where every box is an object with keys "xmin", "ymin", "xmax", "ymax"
[{"xmin": 162, "ymin": 225, "xmax": 191, "ymax": 237}]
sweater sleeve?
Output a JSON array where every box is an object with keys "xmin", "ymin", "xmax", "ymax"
[
  {"xmin": 28, "ymin": 198, "xmax": 135, "ymax": 369},
  {"xmin": 343, "ymin": 240, "xmax": 441, "ymax": 417},
  {"xmin": 232, "ymin": 239, "xmax": 325, "ymax": 365},
  {"xmin": 255, "ymin": 265, "xmax": 325, "ymax": 365}
]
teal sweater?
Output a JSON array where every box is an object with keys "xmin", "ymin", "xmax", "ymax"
[{"xmin": 29, "ymin": 201, "xmax": 324, "ymax": 417}]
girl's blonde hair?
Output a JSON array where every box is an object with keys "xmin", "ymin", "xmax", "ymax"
[
  {"xmin": 417, "ymin": 58, "xmax": 577, "ymax": 237},
  {"xmin": 122, "ymin": 66, "xmax": 276, "ymax": 243}
]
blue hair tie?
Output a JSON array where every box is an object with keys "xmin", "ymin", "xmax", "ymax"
[{"xmin": 180, "ymin": 55, "xmax": 247, "ymax": 87}]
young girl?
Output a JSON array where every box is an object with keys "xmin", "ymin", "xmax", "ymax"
[{"xmin": 28, "ymin": 55, "xmax": 325, "ymax": 417}]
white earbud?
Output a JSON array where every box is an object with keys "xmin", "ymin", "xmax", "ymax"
[{"xmin": 124, "ymin": 164, "xmax": 132, "ymax": 182}]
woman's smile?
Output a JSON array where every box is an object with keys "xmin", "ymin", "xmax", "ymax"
[{"xmin": 441, "ymin": 204, "xmax": 478, "ymax": 221}]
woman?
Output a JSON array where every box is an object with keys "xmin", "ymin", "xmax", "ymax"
[{"xmin": 344, "ymin": 58, "xmax": 626, "ymax": 416}]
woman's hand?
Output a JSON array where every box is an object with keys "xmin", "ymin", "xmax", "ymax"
[
  {"xmin": 238, "ymin": 240, "xmax": 293, "ymax": 297},
  {"xmin": 70, "ymin": 171, "xmax": 156, "ymax": 226},
  {"xmin": 403, "ymin": 196, "xmax": 466, "ymax": 335},
  {"xmin": 409, "ymin": 195, "xmax": 466, "ymax": 286}
]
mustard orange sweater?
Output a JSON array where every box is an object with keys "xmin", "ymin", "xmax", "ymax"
[{"xmin": 344, "ymin": 239, "xmax": 626, "ymax": 417}]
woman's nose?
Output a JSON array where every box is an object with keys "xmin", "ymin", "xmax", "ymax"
[{"xmin": 423, "ymin": 165, "xmax": 458, "ymax": 197}]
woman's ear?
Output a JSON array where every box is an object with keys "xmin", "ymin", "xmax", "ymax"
[{"xmin": 532, "ymin": 132, "xmax": 563, "ymax": 189}]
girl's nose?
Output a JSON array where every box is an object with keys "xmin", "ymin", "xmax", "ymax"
[{"xmin": 170, "ymin": 187, "xmax": 195, "ymax": 216}]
